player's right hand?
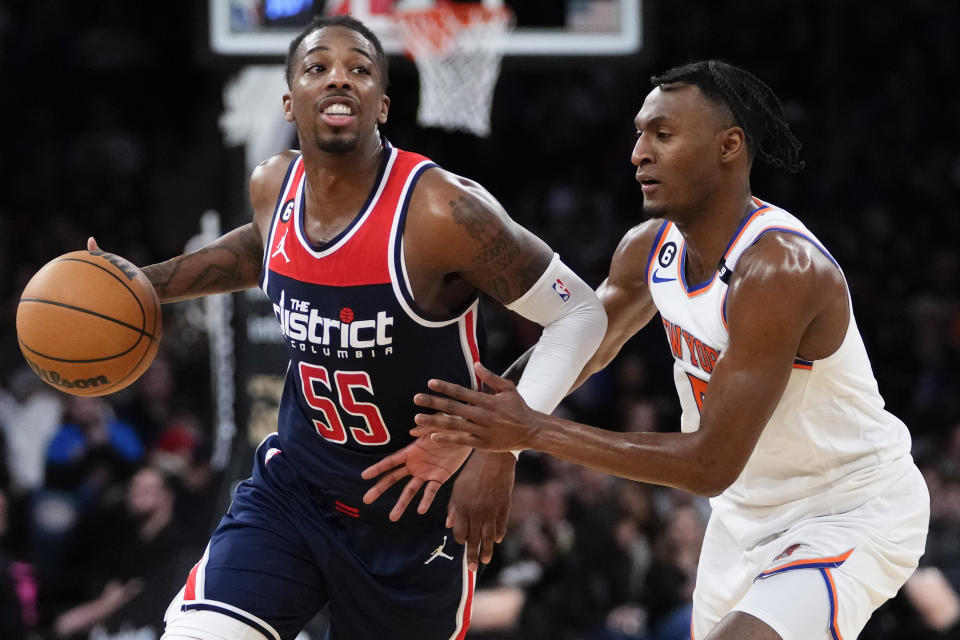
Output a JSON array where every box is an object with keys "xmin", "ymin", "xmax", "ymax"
[
  {"xmin": 446, "ymin": 450, "xmax": 516, "ymax": 572},
  {"xmin": 360, "ymin": 437, "xmax": 471, "ymax": 522}
]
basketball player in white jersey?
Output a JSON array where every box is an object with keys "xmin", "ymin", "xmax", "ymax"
[{"xmin": 405, "ymin": 60, "xmax": 930, "ymax": 639}]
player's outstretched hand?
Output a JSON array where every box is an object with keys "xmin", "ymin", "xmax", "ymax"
[
  {"xmin": 447, "ymin": 450, "xmax": 515, "ymax": 572},
  {"xmin": 411, "ymin": 362, "xmax": 537, "ymax": 452},
  {"xmin": 361, "ymin": 437, "xmax": 471, "ymax": 522}
]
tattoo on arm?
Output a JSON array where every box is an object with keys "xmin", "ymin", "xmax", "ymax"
[
  {"xmin": 489, "ymin": 277, "xmax": 511, "ymax": 302},
  {"xmin": 145, "ymin": 223, "xmax": 263, "ymax": 302},
  {"xmin": 450, "ymin": 196, "xmax": 548, "ymax": 302}
]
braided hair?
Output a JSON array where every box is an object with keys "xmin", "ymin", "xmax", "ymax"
[{"xmin": 651, "ymin": 60, "xmax": 804, "ymax": 173}]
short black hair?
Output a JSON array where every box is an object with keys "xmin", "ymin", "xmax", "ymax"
[
  {"xmin": 651, "ymin": 60, "xmax": 804, "ymax": 173},
  {"xmin": 285, "ymin": 15, "xmax": 389, "ymax": 89}
]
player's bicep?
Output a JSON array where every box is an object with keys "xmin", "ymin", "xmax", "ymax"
[
  {"xmin": 446, "ymin": 192, "xmax": 553, "ymax": 304},
  {"xmin": 694, "ymin": 260, "xmax": 820, "ymax": 486}
]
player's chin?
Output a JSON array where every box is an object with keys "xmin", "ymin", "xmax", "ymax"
[
  {"xmin": 641, "ymin": 201, "xmax": 668, "ymax": 220},
  {"xmin": 315, "ymin": 131, "xmax": 361, "ymax": 153}
]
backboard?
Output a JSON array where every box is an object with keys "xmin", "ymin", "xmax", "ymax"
[{"xmin": 210, "ymin": 0, "xmax": 643, "ymax": 57}]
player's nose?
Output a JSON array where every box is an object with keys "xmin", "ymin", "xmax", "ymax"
[
  {"xmin": 326, "ymin": 62, "xmax": 353, "ymax": 89},
  {"xmin": 631, "ymin": 136, "xmax": 652, "ymax": 166}
]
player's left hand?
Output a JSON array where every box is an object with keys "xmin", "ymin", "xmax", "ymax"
[
  {"xmin": 446, "ymin": 450, "xmax": 516, "ymax": 572},
  {"xmin": 411, "ymin": 362, "xmax": 537, "ymax": 452},
  {"xmin": 361, "ymin": 437, "xmax": 471, "ymax": 521}
]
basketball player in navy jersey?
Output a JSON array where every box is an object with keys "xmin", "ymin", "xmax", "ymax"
[
  {"xmin": 408, "ymin": 61, "xmax": 929, "ymax": 639},
  {"xmin": 88, "ymin": 14, "xmax": 605, "ymax": 640}
]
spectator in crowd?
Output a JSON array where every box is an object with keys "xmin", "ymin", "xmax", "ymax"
[{"xmin": 52, "ymin": 465, "xmax": 198, "ymax": 638}]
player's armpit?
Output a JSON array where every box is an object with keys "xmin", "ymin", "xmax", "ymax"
[{"xmin": 571, "ymin": 220, "xmax": 661, "ymax": 390}]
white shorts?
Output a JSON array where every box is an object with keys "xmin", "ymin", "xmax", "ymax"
[{"xmin": 691, "ymin": 463, "xmax": 929, "ymax": 640}]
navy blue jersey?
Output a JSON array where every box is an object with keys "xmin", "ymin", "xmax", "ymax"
[{"xmin": 260, "ymin": 142, "xmax": 482, "ymax": 500}]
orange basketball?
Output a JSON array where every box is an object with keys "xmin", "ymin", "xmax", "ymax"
[{"xmin": 16, "ymin": 250, "xmax": 162, "ymax": 396}]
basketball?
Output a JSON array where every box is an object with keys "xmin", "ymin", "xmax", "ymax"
[{"xmin": 16, "ymin": 250, "xmax": 163, "ymax": 397}]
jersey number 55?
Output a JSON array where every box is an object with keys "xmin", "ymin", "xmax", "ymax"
[{"xmin": 298, "ymin": 362, "xmax": 390, "ymax": 446}]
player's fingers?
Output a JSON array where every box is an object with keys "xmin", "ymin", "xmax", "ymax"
[
  {"xmin": 389, "ymin": 477, "xmax": 424, "ymax": 522},
  {"xmin": 412, "ymin": 410, "xmax": 481, "ymax": 433},
  {"xmin": 362, "ymin": 466, "xmax": 409, "ymax": 504},
  {"xmin": 464, "ymin": 520, "xmax": 482, "ymax": 573},
  {"xmin": 413, "ymin": 394, "xmax": 480, "ymax": 420},
  {"xmin": 425, "ymin": 378, "xmax": 486, "ymax": 405},
  {"xmin": 480, "ymin": 520, "xmax": 497, "ymax": 565},
  {"xmin": 409, "ymin": 423, "xmax": 476, "ymax": 439},
  {"xmin": 445, "ymin": 501, "xmax": 457, "ymax": 529},
  {"xmin": 409, "ymin": 425, "xmax": 437, "ymax": 438},
  {"xmin": 87, "ymin": 237, "xmax": 100, "ymax": 251},
  {"xmin": 450, "ymin": 505, "xmax": 469, "ymax": 544},
  {"xmin": 474, "ymin": 362, "xmax": 515, "ymax": 393},
  {"xmin": 495, "ymin": 509, "xmax": 508, "ymax": 543},
  {"xmin": 361, "ymin": 451, "xmax": 404, "ymax": 480},
  {"xmin": 430, "ymin": 431, "xmax": 478, "ymax": 447},
  {"xmin": 417, "ymin": 481, "xmax": 441, "ymax": 515}
]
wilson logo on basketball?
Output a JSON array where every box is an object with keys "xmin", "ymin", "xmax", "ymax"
[
  {"xmin": 88, "ymin": 250, "xmax": 139, "ymax": 281},
  {"xmin": 23, "ymin": 356, "xmax": 110, "ymax": 390}
]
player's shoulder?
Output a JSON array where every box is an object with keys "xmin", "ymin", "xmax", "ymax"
[
  {"xmin": 408, "ymin": 166, "xmax": 502, "ymax": 225},
  {"xmin": 251, "ymin": 150, "xmax": 300, "ymax": 188},
  {"xmin": 734, "ymin": 230, "xmax": 843, "ymax": 297},
  {"xmin": 249, "ymin": 150, "xmax": 300, "ymax": 214},
  {"xmin": 414, "ymin": 166, "xmax": 487, "ymax": 200},
  {"xmin": 608, "ymin": 218, "xmax": 666, "ymax": 279}
]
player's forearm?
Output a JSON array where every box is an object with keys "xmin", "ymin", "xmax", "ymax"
[
  {"xmin": 144, "ymin": 223, "xmax": 263, "ymax": 303},
  {"xmin": 524, "ymin": 414, "xmax": 728, "ymax": 497},
  {"xmin": 507, "ymin": 255, "xmax": 607, "ymax": 414}
]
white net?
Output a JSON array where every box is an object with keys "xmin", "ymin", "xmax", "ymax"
[{"xmin": 393, "ymin": 4, "xmax": 514, "ymax": 137}]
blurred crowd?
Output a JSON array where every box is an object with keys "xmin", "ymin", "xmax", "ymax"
[{"xmin": 0, "ymin": 1, "xmax": 959, "ymax": 638}]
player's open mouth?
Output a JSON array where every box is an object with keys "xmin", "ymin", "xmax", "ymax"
[
  {"xmin": 639, "ymin": 178, "xmax": 660, "ymax": 192},
  {"xmin": 321, "ymin": 102, "xmax": 356, "ymax": 126}
]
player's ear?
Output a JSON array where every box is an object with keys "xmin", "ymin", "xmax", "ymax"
[
  {"xmin": 378, "ymin": 94, "xmax": 390, "ymax": 125},
  {"xmin": 719, "ymin": 126, "xmax": 746, "ymax": 164},
  {"xmin": 282, "ymin": 92, "xmax": 295, "ymax": 123}
]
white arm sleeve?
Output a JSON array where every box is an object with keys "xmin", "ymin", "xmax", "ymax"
[{"xmin": 505, "ymin": 252, "xmax": 607, "ymax": 425}]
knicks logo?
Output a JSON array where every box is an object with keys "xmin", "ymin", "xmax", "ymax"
[{"xmin": 553, "ymin": 279, "xmax": 571, "ymax": 302}]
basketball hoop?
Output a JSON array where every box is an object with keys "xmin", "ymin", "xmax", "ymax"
[{"xmin": 392, "ymin": 2, "xmax": 514, "ymax": 137}]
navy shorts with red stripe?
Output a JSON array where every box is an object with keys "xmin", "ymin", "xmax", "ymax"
[{"xmin": 176, "ymin": 434, "xmax": 475, "ymax": 640}]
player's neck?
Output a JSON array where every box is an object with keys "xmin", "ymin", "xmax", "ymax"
[
  {"xmin": 301, "ymin": 133, "xmax": 384, "ymax": 184},
  {"xmin": 298, "ymin": 136, "xmax": 385, "ymax": 242},
  {"xmin": 676, "ymin": 190, "xmax": 755, "ymax": 285}
]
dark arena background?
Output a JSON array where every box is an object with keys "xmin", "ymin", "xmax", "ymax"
[{"xmin": 0, "ymin": 1, "xmax": 958, "ymax": 638}]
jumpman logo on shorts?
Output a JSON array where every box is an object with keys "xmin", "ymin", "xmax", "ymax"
[
  {"xmin": 424, "ymin": 535, "xmax": 455, "ymax": 564},
  {"xmin": 272, "ymin": 229, "xmax": 291, "ymax": 263}
]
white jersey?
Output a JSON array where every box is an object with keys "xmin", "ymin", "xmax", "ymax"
[{"xmin": 646, "ymin": 197, "xmax": 914, "ymax": 547}]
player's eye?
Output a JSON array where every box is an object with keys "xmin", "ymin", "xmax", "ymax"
[
  {"xmin": 353, "ymin": 65, "xmax": 371, "ymax": 75},
  {"xmin": 657, "ymin": 131, "xmax": 672, "ymax": 140},
  {"xmin": 306, "ymin": 64, "xmax": 325, "ymax": 73}
]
